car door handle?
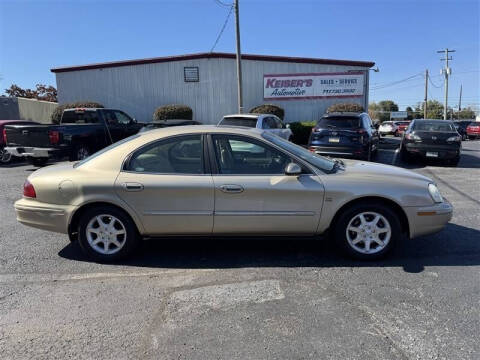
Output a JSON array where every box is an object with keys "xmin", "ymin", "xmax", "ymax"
[
  {"xmin": 123, "ymin": 182, "xmax": 144, "ymax": 191},
  {"xmin": 220, "ymin": 184, "xmax": 244, "ymax": 193}
]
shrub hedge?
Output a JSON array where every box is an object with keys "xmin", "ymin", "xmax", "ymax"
[
  {"xmin": 51, "ymin": 101, "xmax": 104, "ymax": 124},
  {"xmin": 327, "ymin": 103, "xmax": 364, "ymax": 113},
  {"xmin": 249, "ymin": 104, "xmax": 285, "ymax": 120},
  {"xmin": 153, "ymin": 104, "xmax": 193, "ymax": 121},
  {"xmin": 289, "ymin": 121, "xmax": 316, "ymax": 145}
]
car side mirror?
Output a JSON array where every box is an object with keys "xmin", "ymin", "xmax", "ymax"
[
  {"xmin": 285, "ymin": 162, "xmax": 302, "ymax": 176},
  {"xmin": 285, "ymin": 124, "xmax": 290, "ymax": 129}
]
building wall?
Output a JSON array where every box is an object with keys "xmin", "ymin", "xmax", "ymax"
[
  {"xmin": 55, "ymin": 58, "xmax": 369, "ymax": 124},
  {"xmin": 0, "ymin": 97, "xmax": 58, "ymax": 123}
]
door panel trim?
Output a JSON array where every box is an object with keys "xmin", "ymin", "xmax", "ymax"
[
  {"xmin": 214, "ymin": 211, "xmax": 316, "ymax": 216},
  {"xmin": 143, "ymin": 210, "xmax": 213, "ymax": 216}
]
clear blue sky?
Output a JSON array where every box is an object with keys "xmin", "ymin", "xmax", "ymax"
[{"xmin": 1, "ymin": 0, "xmax": 478, "ymax": 111}]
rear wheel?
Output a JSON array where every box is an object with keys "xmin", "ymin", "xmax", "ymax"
[
  {"xmin": 78, "ymin": 206, "xmax": 139, "ymax": 262},
  {"xmin": 448, "ymin": 155, "xmax": 460, "ymax": 167},
  {"xmin": 0, "ymin": 147, "xmax": 12, "ymax": 164},
  {"xmin": 333, "ymin": 202, "xmax": 401, "ymax": 260},
  {"xmin": 400, "ymin": 145, "xmax": 412, "ymax": 163}
]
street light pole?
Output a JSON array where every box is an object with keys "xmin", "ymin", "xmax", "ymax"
[{"xmin": 234, "ymin": 0, "xmax": 243, "ymax": 113}]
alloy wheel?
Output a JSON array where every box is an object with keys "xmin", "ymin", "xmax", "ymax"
[
  {"xmin": 346, "ymin": 211, "xmax": 391, "ymax": 254},
  {"xmin": 0, "ymin": 148, "xmax": 12, "ymax": 164},
  {"xmin": 86, "ymin": 214, "xmax": 127, "ymax": 255}
]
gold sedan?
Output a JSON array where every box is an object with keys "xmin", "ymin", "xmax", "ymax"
[{"xmin": 14, "ymin": 125, "xmax": 453, "ymax": 261}]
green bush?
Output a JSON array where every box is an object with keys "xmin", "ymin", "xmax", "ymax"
[
  {"xmin": 327, "ymin": 103, "xmax": 364, "ymax": 113},
  {"xmin": 249, "ymin": 104, "xmax": 285, "ymax": 120},
  {"xmin": 51, "ymin": 101, "xmax": 104, "ymax": 124},
  {"xmin": 153, "ymin": 104, "xmax": 193, "ymax": 121},
  {"xmin": 289, "ymin": 121, "xmax": 316, "ymax": 145}
]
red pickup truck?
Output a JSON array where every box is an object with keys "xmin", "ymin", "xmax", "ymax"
[{"xmin": 466, "ymin": 123, "xmax": 480, "ymax": 139}]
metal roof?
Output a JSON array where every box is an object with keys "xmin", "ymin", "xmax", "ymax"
[{"xmin": 51, "ymin": 52, "xmax": 375, "ymax": 73}]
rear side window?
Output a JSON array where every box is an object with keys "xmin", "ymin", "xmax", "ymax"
[
  {"xmin": 127, "ymin": 135, "xmax": 204, "ymax": 174},
  {"xmin": 317, "ymin": 116, "xmax": 361, "ymax": 129},
  {"xmin": 219, "ymin": 117, "xmax": 258, "ymax": 128},
  {"xmin": 62, "ymin": 110, "xmax": 100, "ymax": 124}
]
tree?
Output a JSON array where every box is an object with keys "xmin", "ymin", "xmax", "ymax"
[
  {"xmin": 414, "ymin": 100, "xmax": 444, "ymax": 119},
  {"xmin": 406, "ymin": 106, "xmax": 414, "ymax": 120},
  {"xmin": 456, "ymin": 107, "xmax": 475, "ymax": 119},
  {"xmin": 368, "ymin": 102, "xmax": 380, "ymax": 121},
  {"xmin": 5, "ymin": 84, "xmax": 57, "ymax": 102},
  {"xmin": 369, "ymin": 100, "xmax": 399, "ymax": 122}
]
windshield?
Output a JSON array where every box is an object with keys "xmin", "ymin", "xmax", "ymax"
[
  {"xmin": 317, "ymin": 116, "xmax": 361, "ymax": 129},
  {"xmin": 262, "ymin": 132, "xmax": 336, "ymax": 172},
  {"xmin": 413, "ymin": 121, "xmax": 456, "ymax": 132},
  {"xmin": 219, "ymin": 117, "xmax": 258, "ymax": 128},
  {"xmin": 73, "ymin": 134, "xmax": 140, "ymax": 167}
]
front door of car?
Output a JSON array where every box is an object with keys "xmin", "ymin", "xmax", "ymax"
[
  {"xmin": 209, "ymin": 134, "xmax": 324, "ymax": 235},
  {"xmin": 114, "ymin": 134, "xmax": 214, "ymax": 235}
]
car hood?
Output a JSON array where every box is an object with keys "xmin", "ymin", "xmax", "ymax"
[{"xmin": 340, "ymin": 159, "xmax": 432, "ymax": 183}]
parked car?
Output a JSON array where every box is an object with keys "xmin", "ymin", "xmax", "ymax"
[
  {"xmin": 394, "ymin": 121, "xmax": 411, "ymax": 136},
  {"xmin": 400, "ymin": 119, "xmax": 461, "ymax": 166},
  {"xmin": 454, "ymin": 120, "xmax": 473, "ymax": 140},
  {"xmin": 308, "ymin": 112, "xmax": 379, "ymax": 161},
  {"xmin": 466, "ymin": 122, "xmax": 480, "ymax": 140},
  {"xmin": 218, "ymin": 113, "xmax": 293, "ymax": 140},
  {"xmin": 1, "ymin": 120, "xmax": 39, "ymax": 164},
  {"xmin": 378, "ymin": 121, "xmax": 398, "ymax": 136},
  {"xmin": 4, "ymin": 108, "xmax": 144, "ymax": 166},
  {"xmin": 13, "ymin": 125, "xmax": 452, "ymax": 262},
  {"xmin": 139, "ymin": 119, "xmax": 201, "ymax": 133}
]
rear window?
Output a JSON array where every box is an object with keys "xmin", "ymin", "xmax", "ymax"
[
  {"xmin": 62, "ymin": 110, "xmax": 100, "ymax": 124},
  {"xmin": 413, "ymin": 121, "xmax": 456, "ymax": 132},
  {"xmin": 395, "ymin": 122, "xmax": 410, "ymax": 125},
  {"xmin": 219, "ymin": 117, "xmax": 258, "ymax": 128},
  {"xmin": 317, "ymin": 116, "xmax": 361, "ymax": 129}
]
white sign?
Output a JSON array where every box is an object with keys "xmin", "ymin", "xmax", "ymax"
[
  {"xmin": 390, "ymin": 111, "xmax": 408, "ymax": 119},
  {"xmin": 263, "ymin": 72, "xmax": 364, "ymax": 100}
]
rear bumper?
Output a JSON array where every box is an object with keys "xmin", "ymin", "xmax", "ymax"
[
  {"xmin": 309, "ymin": 144, "xmax": 368, "ymax": 158},
  {"xmin": 404, "ymin": 143, "xmax": 461, "ymax": 159},
  {"xmin": 379, "ymin": 130, "xmax": 396, "ymax": 135},
  {"xmin": 14, "ymin": 198, "xmax": 76, "ymax": 234},
  {"xmin": 405, "ymin": 200, "xmax": 453, "ymax": 238},
  {"xmin": 5, "ymin": 147, "xmax": 63, "ymax": 159}
]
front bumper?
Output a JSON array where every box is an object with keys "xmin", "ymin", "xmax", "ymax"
[
  {"xmin": 404, "ymin": 200, "xmax": 453, "ymax": 238},
  {"xmin": 404, "ymin": 143, "xmax": 461, "ymax": 159},
  {"xmin": 5, "ymin": 147, "xmax": 63, "ymax": 159},
  {"xmin": 14, "ymin": 198, "xmax": 77, "ymax": 234}
]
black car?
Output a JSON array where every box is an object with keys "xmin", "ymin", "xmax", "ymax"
[
  {"xmin": 139, "ymin": 119, "xmax": 201, "ymax": 133},
  {"xmin": 400, "ymin": 119, "xmax": 461, "ymax": 166},
  {"xmin": 453, "ymin": 120, "xmax": 472, "ymax": 140},
  {"xmin": 308, "ymin": 112, "xmax": 379, "ymax": 161}
]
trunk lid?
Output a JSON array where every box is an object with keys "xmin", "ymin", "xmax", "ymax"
[
  {"xmin": 413, "ymin": 131, "xmax": 456, "ymax": 145},
  {"xmin": 5, "ymin": 125, "xmax": 57, "ymax": 147}
]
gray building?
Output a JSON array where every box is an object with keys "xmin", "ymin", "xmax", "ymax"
[{"xmin": 52, "ymin": 52, "xmax": 375, "ymax": 124}]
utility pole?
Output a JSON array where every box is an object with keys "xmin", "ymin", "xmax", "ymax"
[
  {"xmin": 424, "ymin": 69, "xmax": 428, "ymax": 119},
  {"xmin": 458, "ymin": 85, "xmax": 462, "ymax": 113},
  {"xmin": 437, "ymin": 48, "xmax": 455, "ymax": 120},
  {"xmin": 234, "ymin": 0, "xmax": 243, "ymax": 113}
]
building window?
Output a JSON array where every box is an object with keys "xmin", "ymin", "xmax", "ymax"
[{"xmin": 184, "ymin": 67, "xmax": 199, "ymax": 82}]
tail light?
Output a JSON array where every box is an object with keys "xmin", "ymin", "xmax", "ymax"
[
  {"xmin": 356, "ymin": 129, "xmax": 365, "ymax": 134},
  {"xmin": 2, "ymin": 128, "xmax": 6, "ymax": 144},
  {"xmin": 311, "ymin": 127, "xmax": 318, "ymax": 133},
  {"xmin": 308, "ymin": 146, "xmax": 316, "ymax": 152},
  {"xmin": 405, "ymin": 133, "xmax": 421, "ymax": 141},
  {"xmin": 48, "ymin": 130, "xmax": 60, "ymax": 144},
  {"xmin": 23, "ymin": 180, "xmax": 36, "ymax": 198}
]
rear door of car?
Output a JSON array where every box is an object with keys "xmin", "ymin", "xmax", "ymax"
[
  {"xmin": 115, "ymin": 134, "xmax": 214, "ymax": 235},
  {"xmin": 208, "ymin": 133, "xmax": 324, "ymax": 235}
]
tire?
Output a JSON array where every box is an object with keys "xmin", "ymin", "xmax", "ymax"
[
  {"xmin": 448, "ymin": 156, "xmax": 460, "ymax": 167},
  {"xmin": 70, "ymin": 145, "xmax": 91, "ymax": 161},
  {"xmin": 0, "ymin": 147, "xmax": 12, "ymax": 164},
  {"xmin": 394, "ymin": 131, "xmax": 399, "ymax": 137},
  {"xmin": 77, "ymin": 206, "xmax": 140, "ymax": 262},
  {"xmin": 468, "ymin": 136, "xmax": 475, "ymax": 140},
  {"xmin": 333, "ymin": 202, "xmax": 401, "ymax": 260},
  {"xmin": 28, "ymin": 157, "xmax": 48, "ymax": 167}
]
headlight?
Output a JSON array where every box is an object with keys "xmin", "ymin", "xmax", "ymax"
[
  {"xmin": 428, "ymin": 183, "xmax": 443, "ymax": 203},
  {"xmin": 446, "ymin": 135, "xmax": 461, "ymax": 142}
]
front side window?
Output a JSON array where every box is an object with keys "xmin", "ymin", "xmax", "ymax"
[
  {"xmin": 127, "ymin": 135, "xmax": 204, "ymax": 174},
  {"xmin": 114, "ymin": 111, "xmax": 133, "ymax": 125},
  {"xmin": 102, "ymin": 110, "xmax": 118, "ymax": 125},
  {"xmin": 212, "ymin": 135, "xmax": 292, "ymax": 175}
]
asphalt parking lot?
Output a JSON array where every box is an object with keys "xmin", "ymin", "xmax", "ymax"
[{"xmin": 1, "ymin": 138, "xmax": 479, "ymax": 360}]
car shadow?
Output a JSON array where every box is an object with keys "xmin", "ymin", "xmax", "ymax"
[{"xmin": 58, "ymin": 223, "xmax": 480, "ymax": 274}]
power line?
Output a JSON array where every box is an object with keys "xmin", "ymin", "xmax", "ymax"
[
  {"xmin": 213, "ymin": 0, "xmax": 232, "ymax": 7},
  {"xmin": 370, "ymin": 73, "xmax": 424, "ymax": 90},
  {"xmin": 209, "ymin": 4, "xmax": 234, "ymax": 52},
  {"xmin": 428, "ymin": 75, "xmax": 443, "ymax": 88}
]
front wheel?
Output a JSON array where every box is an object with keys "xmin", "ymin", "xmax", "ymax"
[
  {"xmin": 78, "ymin": 206, "xmax": 140, "ymax": 262},
  {"xmin": 0, "ymin": 147, "xmax": 12, "ymax": 164},
  {"xmin": 333, "ymin": 202, "xmax": 401, "ymax": 260}
]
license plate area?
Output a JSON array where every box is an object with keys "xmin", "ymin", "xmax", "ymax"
[
  {"xmin": 426, "ymin": 151, "xmax": 438, "ymax": 157},
  {"xmin": 329, "ymin": 137, "xmax": 340, "ymax": 143}
]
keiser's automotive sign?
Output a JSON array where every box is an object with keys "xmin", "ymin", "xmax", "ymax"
[{"xmin": 263, "ymin": 72, "xmax": 364, "ymax": 100}]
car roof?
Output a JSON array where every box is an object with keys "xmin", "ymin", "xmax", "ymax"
[
  {"xmin": 138, "ymin": 124, "xmax": 264, "ymax": 138},
  {"xmin": 222, "ymin": 113, "xmax": 263, "ymax": 119},
  {"xmin": 323, "ymin": 112, "xmax": 364, "ymax": 118},
  {"xmin": 414, "ymin": 119, "xmax": 454, "ymax": 123}
]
